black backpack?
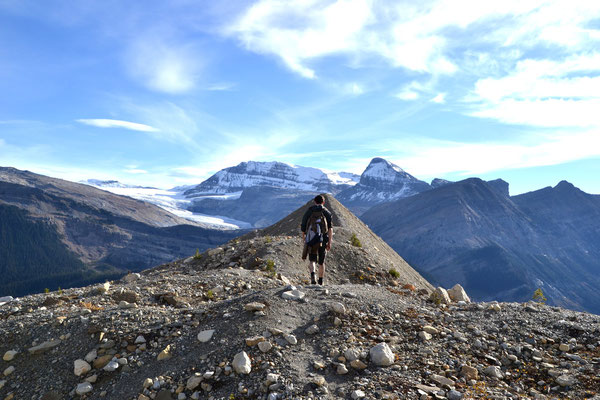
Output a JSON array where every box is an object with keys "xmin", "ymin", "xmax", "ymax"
[{"xmin": 306, "ymin": 210, "xmax": 328, "ymax": 248}]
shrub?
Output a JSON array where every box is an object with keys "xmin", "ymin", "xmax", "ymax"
[
  {"xmin": 193, "ymin": 248, "xmax": 202, "ymax": 260},
  {"xmin": 206, "ymin": 290, "xmax": 214, "ymax": 300},
  {"xmin": 532, "ymin": 288, "xmax": 547, "ymax": 304},
  {"xmin": 350, "ymin": 233, "xmax": 362, "ymax": 248},
  {"xmin": 265, "ymin": 259, "xmax": 276, "ymax": 277},
  {"xmin": 389, "ymin": 268, "xmax": 400, "ymax": 278},
  {"xmin": 265, "ymin": 236, "xmax": 272, "ymax": 244},
  {"xmin": 44, "ymin": 288, "xmax": 49, "ymax": 294}
]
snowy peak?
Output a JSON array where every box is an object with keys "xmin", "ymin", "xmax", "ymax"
[
  {"xmin": 80, "ymin": 179, "xmax": 154, "ymax": 189},
  {"xmin": 184, "ymin": 161, "xmax": 359, "ymax": 197}
]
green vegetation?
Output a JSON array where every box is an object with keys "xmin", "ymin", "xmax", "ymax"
[
  {"xmin": 350, "ymin": 233, "xmax": 362, "ymax": 248},
  {"xmin": 388, "ymin": 268, "xmax": 400, "ymax": 278},
  {"xmin": 264, "ymin": 235, "xmax": 272, "ymax": 244},
  {"xmin": 206, "ymin": 289, "xmax": 214, "ymax": 300},
  {"xmin": 264, "ymin": 259, "xmax": 276, "ymax": 277},
  {"xmin": 193, "ymin": 248, "xmax": 202, "ymax": 260},
  {"xmin": 532, "ymin": 288, "xmax": 547, "ymax": 304},
  {"xmin": 44, "ymin": 288, "xmax": 49, "ymax": 294}
]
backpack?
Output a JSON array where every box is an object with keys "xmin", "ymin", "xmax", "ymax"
[{"xmin": 305, "ymin": 209, "xmax": 328, "ymax": 248}]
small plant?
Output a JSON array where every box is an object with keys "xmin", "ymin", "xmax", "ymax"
[
  {"xmin": 532, "ymin": 288, "xmax": 547, "ymax": 304},
  {"xmin": 58, "ymin": 287, "xmax": 63, "ymax": 295},
  {"xmin": 80, "ymin": 301, "xmax": 103, "ymax": 311},
  {"xmin": 264, "ymin": 235, "xmax": 272, "ymax": 244},
  {"xmin": 206, "ymin": 290, "xmax": 214, "ymax": 300},
  {"xmin": 193, "ymin": 248, "xmax": 202, "ymax": 260},
  {"xmin": 388, "ymin": 268, "xmax": 400, "ymax": 278},
  {"xmin": 44, "ymin": 288, "xmax": 49, "ymax": 294},
  {"xmin": 264, "ymin": 259, "xmax": 276, "ymax": 277},
  {"xmin": 350, "ymin": 233, "xmax": 362, "ymax": 248}
]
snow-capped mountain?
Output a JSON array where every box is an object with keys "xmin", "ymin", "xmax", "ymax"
[
  {"xmin": 337, "ymin": 157, "xmax": 431, "ymax": 215},
  {"xmin": 80, "ymin": 179, "xmax": 154, "ymax": 189},
  {"xmin": 183, "ymin": 161, "xmax": 359, "ymax": 197}
]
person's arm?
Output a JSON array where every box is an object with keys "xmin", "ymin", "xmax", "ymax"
[
  {"xmin": 326, "ymin": 226, "xmax": 333, "ymax": 250},
  {"xmin": 301, "ymin": 209, "xmax": 310, "ymax": 241}
]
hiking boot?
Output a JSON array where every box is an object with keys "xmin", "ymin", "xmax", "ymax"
[
  {"xmin": 310, "ymin": 272, "xmax": 317, "ymax": 285},
  {"xmin": 318, "ymin": 277, "xmax": 323, "ymax": 285}
]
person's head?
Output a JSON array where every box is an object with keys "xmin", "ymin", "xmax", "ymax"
[{"xmin": 314, "ymin": 194, "xmax": 324, "ymax": 205}]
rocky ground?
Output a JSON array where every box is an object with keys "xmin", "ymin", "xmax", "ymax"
[{"xmin": 1, "ymin": 196, "xmax": 599, "ymax": 400}]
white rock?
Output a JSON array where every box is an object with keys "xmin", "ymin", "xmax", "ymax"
[
  {"xmin": 483, "ymin": 366, "xmax": 503, "ymax": 379},
  {"xmin": 419, "ymin": 331, "xmax": 432, "ymax": 341},
  {"xmin": 84, "ymin": 349, "xmax": 97, "ymax": 363},
  {"xmin": 203, "ymin": 371, "xmax": 214, "ymax": 379},
  {"xmin": 488, "ymin": 302, "xmax": 502, "ymax": 312},
  {"xmin": 74, "ymin": 359, "xmax": 91, "ymax": 376},
  {"xmin": 430, "ymin": 287, "xmax": 452, "ymax": 304},
  {"xmin": 244, "ymin": 302, "xmax": 266, "ymax": 312},
  {"xmin": 122, "ymin": 273, "xmax": 141, "ymax": 282},
  {"xmin": 85, "ymin": 374, "xmax": 97, "ymax": 383},
  {"xmin": 103, "ymin": 360, "xmax": 119, "ymax": 372},
  {"xmin": 329, "ymin": 302, "xmax": 346, "ymax": 314},
  {"xmin": 76, "ymin": 382, "xmax": 93, "ymax": 395},
  {"xmin": 197, "ymin": 329, "xmax": 215, "ymax": 343},
  {"xmin": 232, "ymin": 351, "xmax": 251, "ymax": 374},
  {"xmin": 556, "ymin": 375, "xmax": 577, "ymax": 387},
  {"xmin": 352, "ymin": 390, "xmax": 366, "ymax": 399},
  {"xmin": 2, "ymin": 350, "xmax": 17, "ymax": 362},
  {"xmin": 422, "ymin": 325, "xmax": 439, "ymax": 335},
  {"xmin": 258, "ymin": 341, "xmax": 273, "ymax": 353},
  {"xmin": 344, "ymin": 348, "xmax": 360, "ymax": 362},
  {"xmin": 282, "ymin": 290, "xmax": 305, "ymax": 301},
  {"xmin": 370, "ymin": 343, "xmax": 395, "ymax": 366},
  {"xmin": 266, "ymin": 373, "xmax": 279, "ymax": 384},
  {"xmin": 284, "ymin": 334, "xmax": 297, "ymax": 345},
  {"xmin": 334, "ymin": 317, "xmax": 342, "ymax": 326},
  {"xmin": 117, "ymin": 358, "xmax": 128, "ymax": 365},
  {"xmin": 3, "ymin": 366, "xmax": 15, "ymax": 376},
  {"xmin": 447, "ymin": 284, "xmax": 471, "ymax": 303},
  {"xmin": 135, "ymin": 335, "xmax": 146, "ymax": 344},
  {"xmin": 143, "ymin": 378, "xmax": 153, "ymax": 389},
  {"xmin": 305, "ymin": 324, "xmax": 319, "ymax": 335},
  {"xmin": 337, "ymin": 364, "xmax": 348, "ymax": 374}
]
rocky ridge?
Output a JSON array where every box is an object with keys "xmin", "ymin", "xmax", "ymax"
[{"xmin": 1, "ymin": 197, "xmax": 599, "ymax": 400}]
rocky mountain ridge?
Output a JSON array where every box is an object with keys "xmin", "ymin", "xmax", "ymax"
[
  {"xmin": 0, "ymin": 195, "xmax": 598, "ymax": 400},
  {"xmin": 362, "ymin": 178, "xmax": 600, "ymax": 314}
]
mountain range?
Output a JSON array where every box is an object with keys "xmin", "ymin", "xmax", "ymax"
[
  {"xmin": 362, "ymin": 178, "xmax": 600, "ymax": 314},
  {"xmin": 0, "ymin": 167, "xmax": 241, "ymax": 297}
]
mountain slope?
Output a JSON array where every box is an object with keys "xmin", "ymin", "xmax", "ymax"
[
  {"xmin": 362, "ymin": 178, "xmax": 600, "ymax": 313},
  {"xmin": 337, "ymin": 158, "xmax": 431, "ymax": 215},
  {"xmin": 0, "ymin": 167, "xmax": 241, "ymax": 296}
]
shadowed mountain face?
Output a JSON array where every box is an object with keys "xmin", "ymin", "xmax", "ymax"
[
  {"xmin": 0, "ymin": 167, "xmax": 241, "ymax": 296},
  {"xmin": 362, "ymin": 178, "xmax": 600, "ymax": 314}
]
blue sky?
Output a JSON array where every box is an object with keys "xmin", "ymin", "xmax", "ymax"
[{"xmin": 1, "ymin": 0, "xmax": 600, "ymax": 195}]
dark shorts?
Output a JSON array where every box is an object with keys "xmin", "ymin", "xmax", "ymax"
[{"xmin": 308, "ymin": 236, "xmax": 328, "ymax": 265}]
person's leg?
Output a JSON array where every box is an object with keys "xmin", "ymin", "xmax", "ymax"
[
  {"xmin": 308, "ymin": 253, "xmax": 317, "ymax": 284},
  {"xmin": 317, "ymin": 246, "xmax": 326, "ymax": 285}
]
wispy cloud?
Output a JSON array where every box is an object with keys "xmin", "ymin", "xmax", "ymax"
[
  {"xmin": 431, "ymin": 93, "xmax": 446, "ymax": 104},
  {"xmin": 124, "ymin": 168, "xmax": 148, "ymax": 174},
  {"xmin": 77, "ymin": 118, "xmax": 159, "ymax": 132}
]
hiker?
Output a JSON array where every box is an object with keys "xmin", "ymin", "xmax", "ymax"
[{"xmin": 301, "ymin": 194, "xmax": 333, "ymax": 285}]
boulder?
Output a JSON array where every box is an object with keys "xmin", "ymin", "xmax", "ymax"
[
  {"xmin": 232, "ymin": 351, "xmax": 251, "ymax": 374},
  {"xmin": 430, "ymin": 287, "xmax": 451, "ymax": 304},
  {"xmin": 448, "ymin": 284, "xmax": 470, "ymax": 303},
  {"xmin": 369, "ymin": 343, "xmax": 395, "ymax": 366}
]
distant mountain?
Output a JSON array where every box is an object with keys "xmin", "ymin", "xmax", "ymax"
[
  {"xmin": 362, "ymin": 178, "xmax": 600, "ymax": 314},
  {"xmin": 337, "ymin": 158, "xmax": 431, "ymax": 215},
  {"xmin": 80, "ymin": 179, "xmax": 155, "ymax": 189},
  {"xmin": 184, "ymin": 161, "xmax": 359, "ymax": 197},
  {"xmin": 0, "ymin": 167, "xmax": 241, "ymax": 296}
]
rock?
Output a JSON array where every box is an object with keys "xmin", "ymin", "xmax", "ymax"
[
  {"xmin": 313, "ymin": 376, "xmax": 326, "ymax": 386},
  {"xmin": 370, "ymin": 342, "xmax": 395, "ymax": 366},
  {"xmin": 329, "ymin": 302, "xmax": 346, "ymax": 314},
  {"xmin": 232, "ymin": 351, "xmax": 251, "ymax": 374},
  {"xmin": 93, "ymin": 355, "xmax": 113, "ymax": 369},
  {"xmin": 483, "ymin": 366, "xmax": 503, "ymax": 379},
  {"xmin": 103, "ymin": 360, "xmax": 119, "ymax": 372},
  {"xmin": 3, "ymin": 366, "xmax": 15, "ymax": 376},
  {"xmin": 337, "ymin": 364, "xmax": 348, "ymax": 374},
  {"xmin": 488, "ymin": 302, "xmax": 501, "ymax": 311},
  {"xmin": 431, "ymin": 374, "xmax": 454, "ymax": 387},
  {"xmin": 419, "ymin": 331, "xmax": 432, "ymax": 341},
  {"xmin": 422, "ymin": 325, "xmax": 439, "ymax": 335},
  {"xmin": 84, "ymin": 349, "xmax": 97, "ymax": 363},
  {"xmin": 282, "ymin": 290, "xmax": 305, "ymax": 301},
  {"xmin": 351, "ymin": 390, "xmax": 366, "ymax": 399},
  {"xmin": 122, "ymin": 273, "xmax": 140, "ymax": 282},
  {"xmin": 447, "ymin": 390, "xmax": 463, "ymax": 400},
  {"xmin": 119, "ymin": 300, "xmax": 136, "ymax": 309},
  {"xmin": 135, "ymin": 335, "xmax": 146, "ymax": 344},
  {"xmin": 157, "ymin": 345, "xmax": 172, "ymax": 361},
  {"xmin": 28, "ymin": 339, "xmax": 61, "ymax": 355},
  {"xmin": 74, "ymin": 359, "xmax": 91, "ymax": 376},
  {"xmin": 2, "ymin": 350, "xmax": 17, "ymax": 361},
  {"xmin": 556, "ymin": 375, "xmax": 577, "ymax": 387},
  {"xmin": 559, "ymin": 343, "xmax": 570, "ymax": 351},
  {"xmin": 245, "ymin": 336, "xmax": 266, "ymax": 346},
  {"xmin": 197, "ymin": 329, "xmax": 215, "ymax": 343},
  {"xmin": 305, "ymin": 324, "xmax": 319, "ymax": 335},
  {"xmin": 75, "ymin": 382, "xmax": 93, "ymax": 396},
  {"xmin": 186, "ymin": 374, "xmax": 202, "ymax": 390},
  {"xmin": 111, "ymin": 289, "xmax": 139, "ymax": 304},
  {"xmin": 266, "ymin": 373, "xmax": 279, "ymax": 384},
  {"xmin": 85, "ymin": 374, "xmax": 97, "ymax": 383},
  {"xmin": 284, "ymin": 334, "xmax": 297, "ymax": 345},
  {"xmin": 350, "ymin": 360, "xmax": 368, "ymax": 369},
  {"xmin": 416, "ymin": 384, "xmax": 440, "ymax": 394},
  {"xmin": 143, "ymin": 378, "xmax": 153, "ymax": 389},
  {"xmin": 460, "ymin": 365, "xmax": 478, "ymax": 380},
  {"xmin": 258, "ymin": 341, "xmax": 272, "ymax": 352},
  {"xmin": 430, "ymin": 287, "xmax": 451, "ymax": 304},
  {"xmin": 155, "ymin": 390, "xmax": 173, "ymax": 400},
  {"xmin": 447, "ymin": 284, "xmax": 470, "ymax": 303},
  {"xmin": 344, "ymin": 348, "xmax": 360, "ymax": 362},
  {"xmin": 333, "ymin": 317, "xmax": 342, "ymax": 326},
  {"xmin": 244, "ymin": 302, "xmax": 266, "ymax": 312},
  {"xmin": 0, "ymin": 380, "xmax": 5, "ymax": 390}
]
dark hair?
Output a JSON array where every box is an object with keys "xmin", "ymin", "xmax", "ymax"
[{"xmin": 314, "ymin": 195, "xmax": 324, "ymax": 204}]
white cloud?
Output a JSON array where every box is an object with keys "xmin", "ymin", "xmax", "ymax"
[
  {"xmin": 125, "ymin": 168, "xmax": 148, "ymax": 174},
  {"xmin": 126, "ymin": 35, "xmax": 202, "ymax": 93},
  {"xmin": 431, "ymin": 93, "xmax": 446, "ymax": 103},
  {"xmin": 393, "ymin": 130, "xmax": 600, "ymax": 177},
  {"xmin": 76, "ymin": 119, "xmax": 159, "ymax": 132}
]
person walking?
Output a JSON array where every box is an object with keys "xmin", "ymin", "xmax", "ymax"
[{"xmin": 301, "ymin": 194, "xmax": 333, "ymax": 285}]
